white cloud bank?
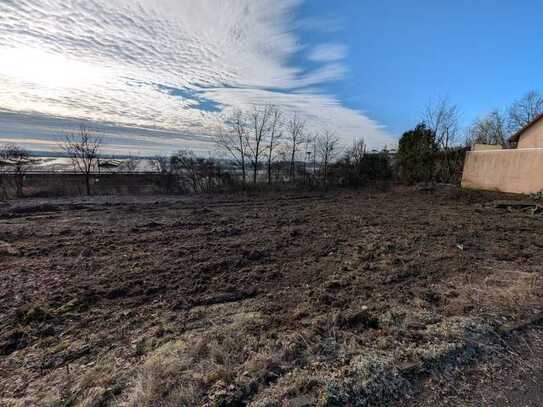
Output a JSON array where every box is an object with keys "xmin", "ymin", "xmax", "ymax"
[{"xmin": 0, "ymin": 0, "xmax": 396, "ymax": 154}]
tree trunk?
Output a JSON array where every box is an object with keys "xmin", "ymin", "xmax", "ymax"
[
  {"xmin": 241, "ymin": 156, "xmax": 246, "ymax": 185},
  {"xmin": 16, "ymin": 179, "xmax": 23, "ymax": 198},
  {"xmin": 289, "ymin": 149, "xmax": 296, "ymax": 180},
  {"xmin": 85, "ymin": 174, "xmax": 91, "ymax": 195},
  {"xmin": 267, "ymin": 146, "xmax": 273, "ymax": 185},
  {"xmin": 253, "ymin": 158, "xmax": 258, "ymax": 184},
  {"xmin": 14, "ymin": 171, "xmax": 23, "ymax": 198}
]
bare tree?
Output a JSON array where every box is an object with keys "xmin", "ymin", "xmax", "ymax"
[
  {"xmin": 424, "ymin": 97, "xmax": 460, "ymax": 181},
  {"xmin": 0, "ymin": 144, "xmax": 33, "ymax": 198},
  {"xmin": 423, "ymin": 97, "xmax": 459, "ymax": 150},
  {"xmin": 215, "ymin": 110, "xmax": 248, "ymax": 184},
  {"xmin": 61, "ymin": 125, "xmax": 102, "ymax": 195},
  {"xmin": 468, "ymin": 111, "xmax": 507, "ymax": 146},
  {"xmin": 507, "ymin": 90, "xmax": 543, "ymax": 135},
  {"xmin": 265, "ymin": 106, "xmax": 282, "ymax": 184},
  {"xmin": 246, "ymin": 105, "xmax": 273, "ymax": 184},
  {"xmin": 345, "ymin": 138, "xmax": 367, "ymax": 165},
  {"xmin": 316, "ymin": 130, "xmax": 340, "ymax": 185},
  {"xmin": 311, "ymin": 135, "xmax": 317, "ymax": 175},
  {"xmin": 285, "ymin": 114, "xmax": 305, "ymax": 179},
  {"xmin": 302, "ymin": 134, "xmax": 316, "ymax": 182}
]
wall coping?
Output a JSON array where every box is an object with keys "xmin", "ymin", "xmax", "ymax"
[{"xmin": 468, "ymin": 148, "xmax": 543, "ymax": 153}]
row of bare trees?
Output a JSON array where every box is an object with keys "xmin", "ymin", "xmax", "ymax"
[
  {"xmin": 422, "ymin": 90, "xmax": 543, "ymax": 149},
  {"xmin": 60, "ymin": 91, "xmax": 538, "ymax": 194},
  {"xmin": 0, "ymin": 121, "xmax": 343, "ymax": 198},
  {"xmin": 215, "ymin": 105, "xmax": 340, "ymax": 185},
  {"xmin": 464, "ymin": 91, "xmax": 543, "ymax": 147},
  {"xmin": 57, "ymin": 111, "xmax": 342, "ymax": 195}
]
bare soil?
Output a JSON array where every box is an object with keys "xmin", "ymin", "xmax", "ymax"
[{"xmin": 1, "ymin": 187, "xmax": 542, "ymax": 406}]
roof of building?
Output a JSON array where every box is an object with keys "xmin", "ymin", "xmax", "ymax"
[{"xmin": 509, "ymin": 112, "xmax": 543, "ymax": 143}]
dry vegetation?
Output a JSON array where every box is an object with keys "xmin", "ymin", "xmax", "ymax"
[{"xmin": 1, "ymin": 187, "xmax": 542, "ymax": 406}]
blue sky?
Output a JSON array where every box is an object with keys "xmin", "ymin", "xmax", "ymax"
[
  {"xmin": 0, "ymin": 0, "xmax": 542, "ymax": 154},
  {"xmin": 296, "ymin": 0, "xmax": 543, "ymax": 135}
]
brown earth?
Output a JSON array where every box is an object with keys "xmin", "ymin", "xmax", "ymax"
[{"xmin": 0, "ymin": 187, "xmax": 542, "ymax": 406}]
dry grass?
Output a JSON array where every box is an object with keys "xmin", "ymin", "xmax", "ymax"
[
  {"xmin": 119, "ymin": 313, "xmax": 272, "ymax": 407},
  {"xmin": 441, "ymin": 266, "xmax": 542, "ymax": 318}
]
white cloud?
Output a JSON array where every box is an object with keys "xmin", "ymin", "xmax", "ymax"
[
  {"xmin": 308, "ymin": 43, "xmax": 348, "ymax": 62},
  {"xmin": 0, "ymin": 0, "xmax": 396, "ymax": 153}
]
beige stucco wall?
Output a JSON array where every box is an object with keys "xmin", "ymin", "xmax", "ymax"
[
  {"xmin": 462, "ymin": 149, "xmax": 543, "ymax": 194},
  {"xmin": 472, "ymin": 144, "xmax": 503, "ymax": 151},
  {"xmin": 518, "ymin": 118, "xmax": 543, "ymax": 148}
]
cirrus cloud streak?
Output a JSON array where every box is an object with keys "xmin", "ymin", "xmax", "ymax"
[{"xmin": 0, "ymin": 0, "xmax": 396, "ymax": 153}]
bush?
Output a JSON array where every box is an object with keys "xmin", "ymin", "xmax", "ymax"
[
  {"xmin": 396, "ymin": 123, "xmax": 438, "ymax": 184},
  {"xmin": 331, "ymin": 140, "xmax": 393, "ymax": 189},
  {"xmin": 434, "ymin": 147, "xmax": 467, "ymax": 184}
]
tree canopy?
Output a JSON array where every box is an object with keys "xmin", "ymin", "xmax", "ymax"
[{"xmin": 397, "ymin": 123, "xmax": 438, "ymax": 184}]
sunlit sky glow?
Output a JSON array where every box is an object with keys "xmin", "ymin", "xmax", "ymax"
[{"xmin": 1, "ymin": 1, "xmax": 542, "ymax": 155}]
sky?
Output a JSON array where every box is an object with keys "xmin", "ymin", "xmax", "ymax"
[{"xmin": 1, "ymin": 0, "xmax": 542, "ymax": 156}]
